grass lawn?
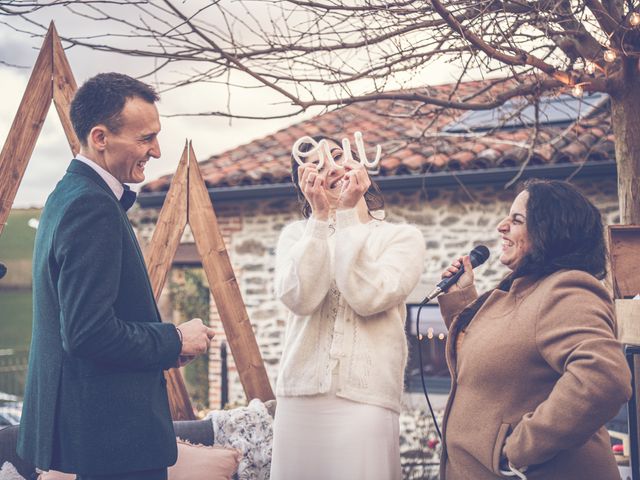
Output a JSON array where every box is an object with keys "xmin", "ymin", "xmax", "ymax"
[
  {"xmin": 0, "ymin": 209, "xmax": 40, "ymax": 260},
  {"xmin": 0, "ymin": 290, "xmax": 33, "ymax": 350}
]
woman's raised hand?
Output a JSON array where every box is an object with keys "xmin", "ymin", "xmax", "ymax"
[
  {"xmin": 441, "ymin": 255, "xmax": 475, "ymax": 293},
  {"xmin": 299, "ymin": 164, "xmax": 330, "ymax": 220},
  {"xmin": 338, "ymin": 159, "xmax": 370, "ymax": 210}
]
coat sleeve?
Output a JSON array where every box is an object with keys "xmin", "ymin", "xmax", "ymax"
[
  {"xmin": 504, "ymin": 271, "xmax": 632, "ymax": 469},
  {"xmin": 274, "ymin": 217, "xmax": 332, "ymax": 316},
  {"xmin": 55, "ymin": 194, "xmax": 181, "ymax": 370},
  {"xmin": 334, "ymin": 208, "xmax": 425, "ymax": 317},
  {"xmin": 437, "ymin": 285, "xmax": 479, "ymax": 329}
]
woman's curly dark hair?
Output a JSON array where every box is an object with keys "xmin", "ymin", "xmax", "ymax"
[
  {"xmin": 456, "ymin": 179, "xmax": 607, "ymax": 331},
  {"xmin": 290, "ymin": 135, "xmax": 385, "ymax": 219},
  {"xmin": 512, "ymin": 178, "xmax": 607, "ymax": 280}
]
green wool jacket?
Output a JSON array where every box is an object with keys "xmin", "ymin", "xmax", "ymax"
[{"xmin": 17, "ymin": 160, "xmax": 182, "ymax": 475}]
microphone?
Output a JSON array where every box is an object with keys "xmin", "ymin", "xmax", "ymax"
[
  {"xmin": 423, "ymin": 245, "xmax": 490, "ymax": 302},
  {"xmin": 0, "ymin": 262, "xmax": 6, "ymax": 280}
]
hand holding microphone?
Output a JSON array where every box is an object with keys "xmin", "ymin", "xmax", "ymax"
[
  {"xmin": 442, "ymin": 255, "xmax": 475, "ymax": 293},
  {"xmin": 424, "ymin": 245, "xmax": 490, "ymax": 302}
]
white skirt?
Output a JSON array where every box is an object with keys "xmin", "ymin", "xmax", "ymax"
[{"xmin": 270, "ymin": 379, "xmax": 401, "ymax": 480}]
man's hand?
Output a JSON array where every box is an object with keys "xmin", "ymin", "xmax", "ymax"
[{"xmin": 177, "ymin": 318, "xmax": 215, "ymax": 356}]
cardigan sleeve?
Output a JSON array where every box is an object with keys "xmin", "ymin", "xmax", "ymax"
[
  {"xmin": 55, "ymin": 194, "xmax": 181, "ymax": 370},
  {"xmin": 437, "ymin": 285, "xmax": 479, "ymax": 329},
  {"xmin": 333, "ymin": 208, "xmax": 425, "ymax": 317},
  {"xmin": 274, "ymin": 217, "xmax": 332, "ymax": 316},
  {"xmin": 504, "ymin": 271, "xmax": 632, "ymax": 469}
]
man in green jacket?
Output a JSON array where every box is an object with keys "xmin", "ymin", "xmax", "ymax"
[{"xmin": 17, "ymin": 73, "xmax": 215, "ymax": 479}]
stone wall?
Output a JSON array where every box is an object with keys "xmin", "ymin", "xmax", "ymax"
[{"xmin": 132, "ymin": 176, "xmax": 619, "ymax": 468}]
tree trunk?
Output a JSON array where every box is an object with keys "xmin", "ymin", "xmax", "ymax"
[{"xmin": 610, "ymin": 69, "xmax": 640, "ymax": 225}]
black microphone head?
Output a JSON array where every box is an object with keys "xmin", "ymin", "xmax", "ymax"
[
  {"xmin": 469, "ymin": 245, "xmax": 490, "ymax": 267},
  {"xmin": 0, "ymin": 262, "xmax": 6, "ymax": 280}
]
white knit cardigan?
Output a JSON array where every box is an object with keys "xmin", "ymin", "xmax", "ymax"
[{"xmin": 274, "ymin": 207, "xmax": 426, "ymax": 413}]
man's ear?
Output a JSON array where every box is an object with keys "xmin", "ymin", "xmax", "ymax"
[{"xmin": 88, "ymin": 125, "xmax": 108, "ymax": 152}]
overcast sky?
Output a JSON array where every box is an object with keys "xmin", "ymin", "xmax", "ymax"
[{"xmin": 0, "ymin": 7, "xmax": 461, "ymax": 208}]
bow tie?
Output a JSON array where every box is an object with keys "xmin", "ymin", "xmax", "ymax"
[{"xmin": 120, "ymin": 185, "xmax": 137, "ymax": 212}]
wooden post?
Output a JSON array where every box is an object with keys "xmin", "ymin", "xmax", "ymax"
[
  {"xmin": 187, "ymin": 141, "xmax": 275, "ymax": 401},
  {"xmin": 0, "ymin": 25, "xmax": 54, "ymax": 235},
  {"xmin": 51, "ymin": 26, "xmax": 80, "ymax": 156},
  {"xmin": 144, "ymin": 143, "xmax": 195, "ymax": 420},
  {"xmin": 145, "ymin": 143, "xmax": 189, "ymax": 298}
]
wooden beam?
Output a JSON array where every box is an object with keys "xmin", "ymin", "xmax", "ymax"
[
  {"xmin": 187, "ymin": 141, "xmax": 275, "ymax": 402},
  {"xmin": 0, "ymin": 25, "xmax": 54, "ymax": 235},
  {"xmin": 51, "ymin": 23, "xmax": 80, "ymax": 156},
  {"xmin": 145, "ymin": 142, "xmax": 189, "ymax": 299},
  {"xmin": 144, "ymin": 143, "xmax": 195, "ymax": 420},
  {"xmin": 163, "ymin": 368, "xmax": 196, "ymax": 421}
]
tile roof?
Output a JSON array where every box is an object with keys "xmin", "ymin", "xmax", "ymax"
[{"xmin": 141, "ymin": 79, "xmax": 614, "ymax": 193}]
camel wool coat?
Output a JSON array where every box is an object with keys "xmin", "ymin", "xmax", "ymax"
[{"xmin": 437, "ymin": 270, "xmax": 632, "ymax": 480}]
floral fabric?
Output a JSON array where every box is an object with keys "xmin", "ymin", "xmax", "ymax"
[{"xmin": 207, "ymin": 399, "xmax": 274, "ymax": 480}]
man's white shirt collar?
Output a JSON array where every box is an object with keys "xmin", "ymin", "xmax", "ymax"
[{"xmin": 75, "ymin": 154, "xmax": 125, "ymax": 200}]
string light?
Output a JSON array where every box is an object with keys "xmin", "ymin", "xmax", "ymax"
[
  {"xmin": 572, "ymin": 84, "xmax": 584, "ymax": 97},
  {"xmin": 438, "ymin": 333, "xmax": 445, "ymax": 340},
  {"xmin": 418, "ymin": 334, "xmax": 424, "ymax": 341},
  {"xmin": 630, "ymin": 12, "xmax": 640, "ymax": 27},
  {"xmin": 427, "ymin": 332, "xmax": 434, "ymax": 340},
  {"xmin": 604, "ymin": 49, "xmax": 617, "ymax": 62},
  {"xmin": 585, "ymin": 61, "xmax": 596, "ymax": 74}
]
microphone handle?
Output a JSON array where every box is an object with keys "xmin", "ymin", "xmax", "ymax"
[
  {"xmin": 423, "ymin": 286, "xmax": 443, "ymax": 303},
  {"xmin": 423, "ymin": 267, "xmax": 464, "ymax": 303},
  {"xmin": 425, "ymin": 252, "xmax": 483, "ymax": 302},
  {"xmin": 436, "ymin": 265, "xmax": 466, "ymax": 291}
]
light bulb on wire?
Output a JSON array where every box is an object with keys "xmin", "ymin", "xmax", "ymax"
[
  {"xmin": 630, "ymin": 12, "xmax": 640, "ymax": 27},
  {"xmin": 572, "ymin": 84, "xmax": 584, "ymax": 97},
  {"xmin": 585, "ymin": 61, "xmax": 596, "ymax": 74},
  {"xmin": 604, "ymin": 49, "xmax": 617, "ymax": 62}
]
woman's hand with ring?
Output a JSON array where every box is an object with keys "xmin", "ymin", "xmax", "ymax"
[{"xmin": 299, "ymin": 164, "xmax": 330, "ymax": 220}]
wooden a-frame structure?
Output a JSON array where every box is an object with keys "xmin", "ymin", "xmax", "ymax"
[{"xmin": 0, "ymin": 23, "xmax": 274, "ymax": 420}]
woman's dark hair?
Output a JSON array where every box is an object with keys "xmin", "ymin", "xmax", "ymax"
[
  {"xmin": 514, "ymin": 179, "xmax": 607, "ymax": 280},
  {"xmin": 70, "ymin": 72, "xmax": 160, "ymax": 146},
  {"xmin": 290, "ymin": 135, "xmax": 385, "ymax": 219},
  {"xmin": 455, "ymin": 179, "xmax": 607, "ymax": 331}
]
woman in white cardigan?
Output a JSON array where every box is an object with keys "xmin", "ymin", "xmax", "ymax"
[{"xmin": 270, "ymin": 136, "xmax": 426, "ymax": 480}]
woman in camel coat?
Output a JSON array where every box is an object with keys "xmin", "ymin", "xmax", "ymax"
[{"xmin": 438, "ymin": 179, "xmax": 632, "ymax": 480}]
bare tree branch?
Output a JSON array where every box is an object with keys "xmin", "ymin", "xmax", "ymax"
[{"xmin": 0, "ymin": 0, "xmax": 633, "ymax": 119}]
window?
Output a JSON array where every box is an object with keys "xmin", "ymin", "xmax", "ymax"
[
  {"xmin": 404, "ymin": 304, "xmax": 451, "ymax": 394},
  {"xmin": 443, "ymin": 92, "xmax": 608, "ymax": 133}
]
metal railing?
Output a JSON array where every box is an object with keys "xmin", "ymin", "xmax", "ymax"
[{"xmin": 0, "ymin": 348, "xmax": 29, "ymax": 398}]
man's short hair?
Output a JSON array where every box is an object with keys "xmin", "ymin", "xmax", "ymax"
[{"xmin": 70, "ymin": 72, "xmax": 159, "ymax": 145}]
